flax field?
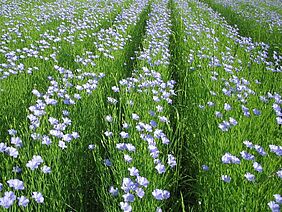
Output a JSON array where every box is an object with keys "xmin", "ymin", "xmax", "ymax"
[{"xmin": 0, "ymin": 0, "xmax": 281, "ymax": 211}]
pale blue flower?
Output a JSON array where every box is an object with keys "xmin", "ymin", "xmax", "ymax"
[
  {"xmin": 58, "ymin": 140, "xmax": 67, "ymax": 149},
  {"xmin": 112, "ymin": 86, "xmax": 119, "ymax": 92},
  {"xmin": 120, "ymin": 131, "xmax": 129, "ymax": 139},
  {"xmin": 244, "ymin": 172, "xmax": 255, "ymax": 182},
  {"xmin": 155, "ymin": 163, "xmax": 166, "ymax": 174},
  {"xmin": 32, "ymin": 192, "xmax": 44, "ymax": 203},
  {"xmin": 215, "ymin": 111, "xmax": 223, "ymax": 118},
  {"xmin": 202, "ymin": 165, "xmax": 209, "ymax": 171},
  {"xmin": 105, "ymin": 115, "xmax": 113, "ymax": 122},
  {"xmin": 277, "ymin": 169, "xmax": 282, "ymax": 178},
  {"xmin": 120, "ymin": 202, "xmax": 132, "ymax": 212},
  {"xmin": 243, "ymin": 140, "xmax": 253, "ymax": 148},
  {"xmin": 269, "ymin": 145, "xmax": 282, "ymax": 156},
  {"xmin": 240, "ymin": 151, "xmax": 255, "ymax": 160},
  {"xmin": 104, "ymin": 159, "xmax": 112, "ymax": 166},
  {"xmin": 221, "ymin": 175, "xmax": 231, "ymax": 183},
  {"xmin": 274, "ymin": 194, "xmax": 282, "ymax": 204},
  {"xmin": 11, "ymin": 137, "xmax": 22, "ymax": 147},
  {"xmin": 88, "ymin": 144, "xmax": 95, "ymax": 150},
  {"xmin": 8, "ymin": 129, "xmax": 17, "ymax": 136},
  {"xmin": 229, "ymin": 117, "xmax": 238, "ymax": 126},
  {"xmin": 123, "ymin": 193, "xmax": 134, "ymax": 202},
  {"xmin": 7, "ymin": 179, "xmax": 24, "ymax": 190},
  {"xmin": 222, "ymin": 153, "xmax": 240, "ymax": 164},
  {"xmin": 136, "ymin": 188, "xmax": 144, "ymax": 198},
  {"xmin": 26, "ymin": 155, "xmax": 43, "ymax": 170},
  {"xmin": 0, "ymin": 143, "xmax": 7, "ymax": 152},
  {"xmin": 156, "ymin": 207, "xmax": 162, "ymax": 212},
  {"xmin": 109, "ymin": 186, "xmax": 119, "ymax": 196},
  {"xmin": 18, "ymin": 196, "xmax": 29, "ymax": 207},
  {"xmin": 5, "ymin": 147, "xmax": 19, "ymax": 158},
  {"xmin": 253, "ymin": 162, "xmax": 263, "ymax": 172},
  {"xmin": 254, "ymin": 145, "xmax": 267, "ymax": 156},
  {"xmin": 224, "ymin": 103, "xmax": 232, "ymax": 111},
  {"xmin": 0, "ymin": 191, "xmax": 16, "ymax": 208},
  {"xmin": 41, "ymin": 165, "xmax": 51, "ymax": 174},
  {"xmin": 152, "ymin": 189, "xmax": 170, "ymax": 200},
  {"xmin": 136, "ymin": 176, "xmax": 149, "ymax": 187},
  {"xmin": 167, "ymin": 154, "xmax": 176, "ymax": 167},
  {"xmin": 128, "ymin": 167, "xmax": 139, "ymax": 176},
  {"xmin": 132, "ymin": 113, "xmax": 139, "ymax": 120},
  {"xmin": 125, "ymin": 143, "xmax": 135, "ymax": 152},
  {"xmin": 268, "ymin": 201, "xmax": 280, "ymax": 212},
  {"xmin": 124, "ymin": 154, "xmax": 132, "ymax": 163},
  {"xmin": 121, "ymin": 178, "xmax": 135, "ymax": 193}
]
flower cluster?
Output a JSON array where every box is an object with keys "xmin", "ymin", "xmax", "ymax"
[{"xmin": 104, "ymin": 1, "xmax": 176, "ymax": 211}]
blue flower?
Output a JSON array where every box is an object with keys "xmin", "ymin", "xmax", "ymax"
[
  {"xmin": 12, "ymin": 166, "xmax": 22, "ymax": 173},
  {"xmin": 11, "ymin": 137, "xmax": 22, "ymax": 148},
  {"xmin": 240, "ymin": 151, "xmax": 255, "ymax": 161},
  {"xmin": 274, "ymin": 194, "xmax": 282, "ymax": 204},
  {"xmin": 229, "ymin": 117, "xmax": 238, "ymax": 126},
  {"xmin": 122, "ymin": 193, "xmax": 134, "ymax": 202},
  {"xmin": 269, "ymin": 145, "xmax": 282, "ymax": 156},
  {"xmin": 26, "ymin": 155, "xmax": 43, "ymax": 170},
  {"xmin": 88, "ymin": 144, "xmax": 95, "ymax": 150},
  {"xmin": 128, "ymin": 167, "xmax": 139, "ymax": 176},
  {"xmin": 224, "ymin": 103, "xmax": 232, "ymax": 111},
  {"xmin": 104, "ymin": 159, "xmax": 112, "ymax": 166},
  {"xmin": 222, "ymin": 153, "xmax": 240, "ymax": 164},
  {"xmin": 221, "ymin": 175, "xmax": 231, "ymax": 183},
  {"xmin": 277, "ymin": 117, "xmax": 282, "ymax": 125},
  {"xmin": 268, "ymin": 201, "xmax": 280, "ymax": 212},
  {"xmin": 202, "ymin": 165, "xmax": 209, "ymax": 171},
  {"xmin": 155, "ymin": 163, "xmax": 166, "ymax": 174},
  {"xmin": 254, "ymin": 145, "xmax": 267, "ymax": 156},
  {"xmin": 7, "ymin": 179, "xmax": 25, "ymax": 190},
  {"xmin": 124, "ymin": 154, "xmax": 132, "ymax": 163},
  {"xmin": 112, "ymin": 86, "xmax": 119, "ymax": 92},
  {"xmin": 167, "ymin": 154, "xmax": 177, "ymax": 168},
  {"xmin": 120, "ymin": 131, "xmax": 129, "ymax": 139},
  {"xmin": 58, "ymin": 140, "xmax": 67, "ymax": 149},
  {"xmin": 215, "ymin": 111, "xmax": 223, "ymax": 118},
  {"xmin": 218, "ymin": 121, "xmax": 230, "ymax": 132},
  {"xmin": 18, "ymin": 196, "xmax": 29, "ymax": 207},
  {"xmin": 120, "ymin": 202, "xmax": 132, "ymax": 212},
  {"xmin": 109, "ymin": 186, "xmax": 119, "ymax": 196},
  {"xmin": 243, "ymin": 140, "xmax": 253, "ymax": 148},
  {"xmin": 0, "ymin": 191, "xmax": 16, "ymax": 208},
  {"xmin": 0, "ymin": 143, "xmax": 7, "ymax": 152},
  {"xmin": 105, "ymin": 115, "xmax": 113, "ymax": 122},
  {"xmin": 277, "ymin": 169, "xmax": 282, "ymax": 178},
  {"xmin": 5, "ymin": 147, "xmax": 19, "ymax": 158},
  {"xmin": 41, "ymin": 165, "xmax": 51, "ymax": 174},
  {"xmin": 244, "ymin": 172, "xmax": 255, "ymax": 182},
  {"xmin": 156, "ymin": 207, "xmax": 162, "ymax": 212},
  {"xmin": 152, "ymin": 189, "xmax": 170, "ymax": 200},
  {"xmin": 32, "ymin": 192, "xmax": 44, "ymax": 203},
  {"xmin": 136, "ymin": 176, "xmax": 149, "ymax": 188},
  {"xmin": 8, "ymin": 129, "xmax": 17, "ymax": 136},
  {"xmin": 132, "ymin": 113, "xmax": 139, "ymax": 120},
  {"xmin": 253, "ymin": 162, "xmax": 263, "ymax": 172},
  {"xmin": 121, "ymin": 178, "xmax": 135, "ymax": 193},
  {"xmin": 136, "ymin": 188, "xmax": 144, "ymax": 198},
  {"xmin": 253, "ymin": 108, "xmax": 261, "ymax": 116}
]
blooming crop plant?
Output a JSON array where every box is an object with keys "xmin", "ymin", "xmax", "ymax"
[{"xmin": 0, "ymin": 0, "xmax": 281, "ymax": 211}]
